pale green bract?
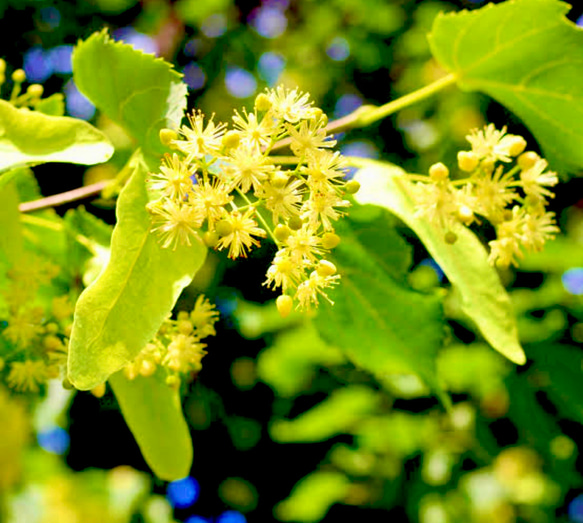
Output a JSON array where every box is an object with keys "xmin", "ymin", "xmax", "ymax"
[
  {"xmin": 67, "ymin": 152, "xmax": 207, "ymax": 390},
  {"xmin": 109, "ymin": 371, "xmax": 193, "ymax": 481},
  {"xmin": 428, "ymin": 0, "xmax": 583, "ymax": 172},
  {"xmin": 354, "ymin": 164, "xmax": 526, "ymax": 365},
  {"xmin": 0, "ymin": 99, "xmax": 113, "ymax": 173}
]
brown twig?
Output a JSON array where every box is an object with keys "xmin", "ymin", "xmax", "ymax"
[{"xmin": 18, "ymin": 181, "xmax": 108, "ymax": 213}]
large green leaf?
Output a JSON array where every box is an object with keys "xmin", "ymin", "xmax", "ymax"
[
  {"xmin": 72, "ymin": 30, "xmax": 187, "ymax": 155},
  {"xmin": 109, "ymin": 371, "xmax": 193, "ymax": 481},
  {"xmin": 0, "ymin": 99, "xmax": 113, "ymax": 173},
  {"xmin": 428, "ymin": 0, "xmax": 583, "ymax": 172},
  {"xmin": 316, "ymin": 207, "xmax": 446, "ymax": 392},
  {"xmin": 68, "ymin": 152, "xmax": 207, "ymax": 390},
  {"xmin": 354, "ymin": 164, "xmax": 526, "ymax": 365}
]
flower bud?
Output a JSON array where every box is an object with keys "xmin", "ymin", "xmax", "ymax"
[
  {"xmin": 457, "ymin": 151, "xmax": 479, "ymax": 172},
  {"xmin": 321, "ymin": 232, "xmax": 341, "ymax": 249},
  {"xmin": 27, "ymin": 84, "xmax": 43, "ymax": 98},
  {"xmin": 345, "ymin": 180, "xmax": 360, "ymax": 194},
  {"xmin": 11, "ymin": 69, "xmax": 25, "ymax": 83},
  {"xmin": 160, "ymin": 128, "xmax": 179, "ymax": 147},
  {"xmin": 203, "ymin": 231, "xmax": 219, "ymax": 248},
  {"xmin": 316, "ymin": 260, "xmax": 337, "ymax": 277},
  {"xmin": 274, "ymin": 224, "xmax": 291, "ymax": 242},
  {"xmin": 91, "ymin": 383, "xmax": 107, "ymax": 398},
  {"xmin": 276, "ymin": 295, "xmax": 293, "ymax": 318},
  {"xmin": 222, "ymin": 130, "xmax": 241, "ymax": 150},
  {"xmin": 518, "ymin": 151, "xmax": 539, "ymax": 170},
  {"xmin": 288, "ymin": 215, "xmax": 303, "ymax": 231},
  {"xmin": 429, "ymin": 162, "xmax": 449, "ymax": 182},
  {"xmin": 271, "ymin": 170, "xmax": 289, "ymax": 189},
  {"xmin": 216, "ymin": 220, "xmax": 233, "ymax": 237},
  {"xmin": 255, "ymin": 93, "xmax": 272, "ymax": 112},
  {"xmin": 507, "ymin": 135, "xmax": 527, "ymax": 157},
  {"xmin": 458, "ymin": 205, "xmax": 474, "ymax": 226}
]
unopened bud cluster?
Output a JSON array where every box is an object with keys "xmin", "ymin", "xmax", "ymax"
[
  {"xmin": 0, "ymin": 59, "xmax": 47, "ymax": 108},
  {"xmin": 408, "ymin": 124, "xmax": 559, "ymax": 268},
  {"xmin": 123, "ymin": 295, "xmax": 219, "ymax": 388},
  {"xmin": 148, "ymin": 86, "xmax": 355, "ymax": 313}
]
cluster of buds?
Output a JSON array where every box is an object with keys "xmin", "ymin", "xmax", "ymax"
[
  {"xmin": 408, "ymin": 124, "xmax": 559, "ymax": 268},
  {"xmin": 123, "ymin": 295, "xmax": 219, "ymax": 388},
  {"xmin": 0, "ymin": 256, "xmax": 72, "ymax": 394},
  {"xmin": 147, "ymin": 86, "xmax": 358, "ymax": 315},
  {"xmin": 0, "ymin": 59, "xmax": 45, "ymax": 107}
]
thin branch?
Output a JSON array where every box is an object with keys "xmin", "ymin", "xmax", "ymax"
[{"xmin": 18, "ymin": 181, "xmax": 108, "ymax": 213}]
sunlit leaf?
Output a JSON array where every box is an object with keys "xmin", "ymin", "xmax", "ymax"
[
  {"xmin": 68, "ymin": 152, "xmax": 207, "ymax": 390},
  {"xmin": 109, "ymin": 371, "xmax": 193, "ymax": 481},
  {"xmin": 429, "ymin": 0, "xmax": 583, "ymax": 172},
  {"xmin": 72, "ymin": 30, "xmax": 187, "ymax": 155},
  {"xmin": 270, "ymin": 385, "xmax": 379, "ymax": 443},
  {"xmin": 0, "ymin": 181, "xmax": 25, "ymax": 265},
  {"xmin": 316, "ymin": 207, "xmax": 446, "ymax": 395},
  {"xmin": 275, "ymin": 471, "xmax": 349, "ymax": 523},
  {"xmin": 0, "ymin": 99, "xmax": 113, "ymax": 173},
  {"xmin": 354, "ymin": 164, "xmax": 526, "ymax": 365}
]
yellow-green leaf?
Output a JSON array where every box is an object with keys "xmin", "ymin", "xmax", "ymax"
[
  {"xmin": 0, "ymin": 99, "xmax": 113, "ymax": 173},
  {"xmin": 354, "ymin": 163, "xmax": 526, "ymax": 365}
]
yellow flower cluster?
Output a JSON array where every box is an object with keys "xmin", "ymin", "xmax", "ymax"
[
  {"xmin": 408, "ymin": 124, "xmax": 559, "ymax": 268},
  {"xmin": 124, "ymin": 295, "xmax": 219, "ymax": 388},
  {"xmin": 1, "ymin": 256, "xmax": 72, "ymax": 394},
  {"xmin": 147, "ymin": 86, "xmax": 356, "ymax": 313}
]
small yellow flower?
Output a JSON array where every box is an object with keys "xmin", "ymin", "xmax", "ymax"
[
  {"xmin": 174, "ymin": 110, "xmax": 226, "ymax": 160},
  {"xmin": 294, "ymin": 270, "xmax": 340, "ymax": 310},
  {"xmin": 267, "ymin": 86, "xmax": 313, "ymax": 124},
  {"xmin": 150, "ymin": 199, "xmax": 203, "ymax": 249},
  {"xmin": 7, "ymin": 360, "xmax": 48, "ymax": 393},
  {"xmin": 215, "ymin": 209, "xmax": 267, "ymax": 259},
  {"xmin": 190, "ymin": 295, "xmax": 220, "ymax": 338},
  {"xmin": 163, "ymin": 334, "xmax": 207, "ymax": 373},
  {"xmin": 149, "ymin": 153, "xmax": 195, "ymax": 201}
]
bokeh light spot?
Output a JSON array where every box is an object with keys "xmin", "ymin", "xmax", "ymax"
[
  {"xmin": 250, "ymin": 6, "xmax": 287, "ymax": 38},
  {"xmin": 326, "ymin": 37, "xmax": 350, "ymax": 61},
  {"xmin": 225, "ymin": 68, "xmax": 257, "ymax": 98},
  {"xmin": 569, "ymin": 494, "xmax": 583, "ymax": 523},
  {"xmin": 49, "ymin": 45, "xmax": 73, "ymax": 74},
  {"xmin": 24, "ymin": 47, "xmax": 53, "ymax": 83},
  {"xmin": 37, "ymin": 426, "xmax": 70, "ymax": 455},
  {"xmin": 65, "ymin": 79, "xmax": 96, "ymax": 120},
  {"xmin": 186, "ymin": 516, "xmax": 212, "ymax": 523},
  {"xmin": 258, "ymin": 52, "xmax": 285, "ymax": 86},
  {"xmin": 183, "ymin": 63, "xmax": 206, "ymax": 90},
  {"xmin": 167, "ymin": 476, "xmax": 200, "ymax": 509},
  {"xmin": 562, "ymin": 268, "xmax": 583, "ymax": 295},
  {"xmin": 201, "ymin": 13, "xmax": 227, "ymax": 38},
  {"xmin": 113, "ymin": 28, "xmax": 158, "ymax": 55},
  {"xmin": 334, "ymin": 94, "xmax": 362, "ymax": 118},
  {"xmin": 216, "ymin": 510, "xmax": 247, "ymax": 523}
]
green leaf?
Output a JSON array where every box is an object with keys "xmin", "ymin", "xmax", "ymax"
[
  {"xmin": 68, "ymin": 152, "xmax": 207, "ymax": 390},
  {"xmin": 275, "ymin": 471, "xmax": 349, "ymax": 523},
  {"xmin": 270, "ymin": 385, "xmax": 379, "ymax": 443},
  {"xmin": 428, "ymin": 0, "xmax": 583, "ymax": 172},
  {"xmin": 0, "ymin": 100, "xmax": 113, "ymax": 173},
  {"xmin": 316, "ymin": 209, "xmax": 446, "ymax": 394},
  {"xmin": 109, "ymin": 371, "xmax": 193, "ymax": 481},
  {"xmin": 72, "ymin": 30, "xmax": 187, "ymax": 155},
  {"xmin": 354, "ymin": 164, "xmax": 526, "ymax": 365}
]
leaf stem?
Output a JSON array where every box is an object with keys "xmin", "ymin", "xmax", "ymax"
[{"xmin": 18, "ymin": 181, "xmax": 108, "ymax": 213}]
